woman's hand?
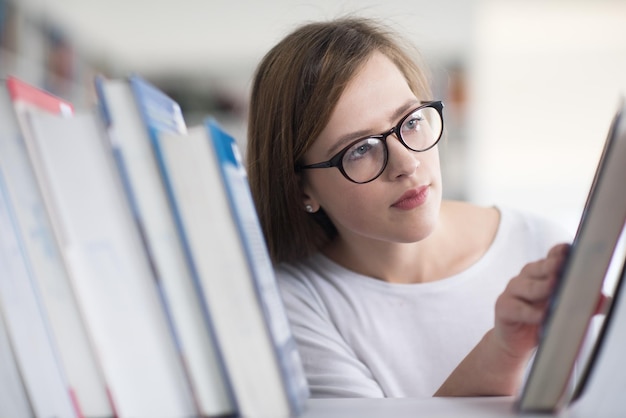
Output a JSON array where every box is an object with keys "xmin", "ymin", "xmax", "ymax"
[
  {"xmin": 493, "ymin": 243, "xmax": 570, "ymax": 361},
  {"xmin": 435, "ymin": 243, "xmax": 570, "ymax": 397}
]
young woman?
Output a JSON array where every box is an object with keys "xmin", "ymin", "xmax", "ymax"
[{"xmin": 246, "ymin": 17, "xmax": 571, "ymax": 398}]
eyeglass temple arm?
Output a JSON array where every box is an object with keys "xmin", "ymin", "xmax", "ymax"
[{"xmin": 296, "ymin": 161, "xmax": 334, "ymax": 170}]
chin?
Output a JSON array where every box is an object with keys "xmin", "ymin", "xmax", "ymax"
[
  {"xmin": 401, "ymin": 228, "xmax": 436, "ymax": 244},
  {"xmin": 405, "ymin": 206, "xmax": 440, "ymax": 242}
]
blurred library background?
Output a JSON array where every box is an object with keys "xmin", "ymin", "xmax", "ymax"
[{"xmin": 2, "ymin": 0, "xmax": 625, "ymax": 234}]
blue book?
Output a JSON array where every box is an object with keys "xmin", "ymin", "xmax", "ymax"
[
  {"xmin": 207, "ymin": 119, "xmax": 310, "ymax": 414},
  {"xmin": 155, "ymin": 119, "xmax": 308, "ymax": 418},
  {"xmin": 95, "ymin": 74, "xmax": 236, "ymax": 417}
]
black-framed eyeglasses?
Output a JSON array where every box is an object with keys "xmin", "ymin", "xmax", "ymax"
[{"xmin": 296, "ymin": 101, "xmax": 444, "ymax": 184}]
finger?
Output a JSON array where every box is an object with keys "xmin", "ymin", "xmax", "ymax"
[
  {"xmin": 496, "ymin": 295, "xmax": 545, "ymax": 325},
  {"xmin": 547, "ymin": 242, "xmax": 571, "ymax": 258},
  {"xmin": 505, "ymin": 275, "xmax": 556, "ymax": 304},
  {"xmin": 518, "ymin": 249, "xmax": 568, "ymax": 281},
  {"xmin": 543, "ymin": 243, "xmax": 570, "ymax": 274}
]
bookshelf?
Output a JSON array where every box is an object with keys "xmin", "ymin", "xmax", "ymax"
[
  {"xmin": 300, "ymin": 394, "xmax": 613, "ymax": 418},
  {"xmin": 0, "ymin": 0, "xmax": 104, "ymax": 107},
  {"xmin": 0, "ymin": 73, "xmax": 309, "ymax": 418}
]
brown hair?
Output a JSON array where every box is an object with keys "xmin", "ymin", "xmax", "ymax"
[{"xmin": 247, "ymin": 17, "xmax": 433, "ymax": 264}]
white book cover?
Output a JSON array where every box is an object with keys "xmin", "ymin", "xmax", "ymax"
[
  {"xmin": 95, "ymin": 76, "xmax": 235, "ymax": 417},
  {"xmin": 27, "ymin": 110, "xmax": 196, "ymax": 418},
  {"xmin": 157, "ymin": 125, "xmax": 301, "ymax": 418},
  {"xmin": 0, "ymin": 167, "xmax": 77, "ymax": 418},
  {"xmin": 0, "ymin": 77, "xmax": 114, "ymax": 417},
  {"xmin": 0, "ymin": 312, "xmax": 32, "ymax": 418},
  {"xmin": 0, "ymin": 309, "xmax": 32, "ymax": 418}
]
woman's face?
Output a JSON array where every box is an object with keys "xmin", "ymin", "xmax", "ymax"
[{"xmin": 300, "ymin": 52, "xmax": 443, "ymax": 247}]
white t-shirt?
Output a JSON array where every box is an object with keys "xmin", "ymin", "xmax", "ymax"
[{"xmin": 276, "ymin": 207, "xmax": 573, "ymax": 398}]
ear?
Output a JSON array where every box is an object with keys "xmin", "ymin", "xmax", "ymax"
[{"xmin": 298, "ymin": 172, "xmax": 320, "ymax": 213}]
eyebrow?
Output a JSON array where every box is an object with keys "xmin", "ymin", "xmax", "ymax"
[{"xmin": 326, "ymin": 99, "xmax": 420, "ymax": 156}]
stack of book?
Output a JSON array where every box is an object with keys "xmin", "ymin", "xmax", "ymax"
[{"xmin": 0, "ymin": 75, "xmax": 309, "ymax": 418}]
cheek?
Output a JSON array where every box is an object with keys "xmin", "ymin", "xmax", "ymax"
[
  {"xmin": 315, "ymin": 181, "xmax": 382, "ymax": 230},
  {"xmin": 430, "ymin": 154, "xmax": 443, "ymax": 186},
  {"xmin": 425, "ymin": 146, "xmax": 441, "ymax": 171}
]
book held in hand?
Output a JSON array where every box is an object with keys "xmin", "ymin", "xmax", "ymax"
[{"xmin": 517, "ymin": 97, "xmax": 626, "ymax": 413}]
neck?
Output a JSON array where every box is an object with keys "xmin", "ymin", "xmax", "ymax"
[
  {"xmin": 323, "ymin": 222, "xmax": 448, "ymax": 284},
  {"xmin": 322, "ymin": 201, "xmax": 496, "ymax": 284}
]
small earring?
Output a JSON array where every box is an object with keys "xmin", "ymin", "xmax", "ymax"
[{"xmin": 305, "ymin": 204, "xmax": 314, "ymax": 213}]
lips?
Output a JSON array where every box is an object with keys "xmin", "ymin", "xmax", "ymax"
[{"xmin": 391, "ymin": 186, "xmax": 429, "ymax": 210}]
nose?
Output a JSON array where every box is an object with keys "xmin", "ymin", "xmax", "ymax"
[{"xmin": 384, "ymin": 131, "xmax": 420, "ymax": 179}]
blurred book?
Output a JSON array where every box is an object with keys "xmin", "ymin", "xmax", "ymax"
[
  {"xmin": 156, "ymin": 119, "xmax": 309, "ymax": 418},
  {"xmin": 25, "ymin": 109, "xmax": 197, "ymax": 417},
  {"xmin": 1, "ymin": 74, "xmax": 308, "ymax": 418},
  {"xmin": 95, "ymin": 74, "xmax": 236, "ymax": 417},
  {"xmin": 0, "ymin": 75, "xmax": 112, "ymax": 417},
  {"xmin": 0, "ymin": 299, "xmax": 33, "ymax": 418},
  {"xmin": 517, "ymin": 97, "xmax": 626, "ymax": 413},
  {"xmin": 0, "ymin": 147, "xmax": 77, "ymax": 418}
]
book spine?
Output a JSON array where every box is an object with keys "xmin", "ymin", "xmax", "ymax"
[
  {"xmin": 207, "ymin": 119, "xmax": 309, "ymax": 414},
  {"xmin": 110, "ymin": 125, "xmax": 203, "ymax": 415},
  {"xmin": 149, "ymin": 122, "xmax": 239, "ymax": 412},
  {"xmin": 129, "ymin": 75, "xmax": 238, "ymax": 414}
]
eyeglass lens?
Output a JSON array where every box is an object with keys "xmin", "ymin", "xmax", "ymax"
[{"xmin": 341, "ymin": 106, "xmax": 442, "ymax": 183}]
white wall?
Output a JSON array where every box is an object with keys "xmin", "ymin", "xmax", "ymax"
[
  {"xmin": 468, "ymin": 0, "xmax": 626, "ymax": 234},
  {"xmin": 13, "ymin": 0, "xmax": 626, "ymax": 234}
]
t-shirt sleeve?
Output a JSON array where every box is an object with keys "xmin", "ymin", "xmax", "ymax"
[{"xmin": 276, "ymin": 267, "xmax": 385, "ymax": 398}]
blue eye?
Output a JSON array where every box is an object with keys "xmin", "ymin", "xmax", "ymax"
[
  {"xmin": 402, "ymin": 111, "xmax": 424, "ymax": 133},
  {"xmin": 347, "ymin": 142, "xmax": 373, "ymax": 160},
  {"xmin": 343, "ymin": 137, "xmax": 383, "ymax": 164}
]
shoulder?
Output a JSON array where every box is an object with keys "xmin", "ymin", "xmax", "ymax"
[
  {"xmin": 497, "ymin": 205, "xmax": 574, "ymax": 252},
  {"xmin": 274, "ymin": 254, "xmax": 340, "ymax": 317},
  {"xmin": 498, "ymin": 205, "xmax": 572, "ymax": 238},
  {"xmin": 275, "ymin": 256, "xmax": 319, "ymax": 299},
  {"xmin": 441, "ymin": 200, "xmax": 572, "ymax": 243},
  {"xmin": 275, "ymin": 253, "xmax": 387, "ymax": 322},
  {"xmin": 275, "ymin": 254, "xmax": 333, "ymax": 291},
  {"xmin": 440, "ymin": 200, "xmax": 573, "ymax": 263}
]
